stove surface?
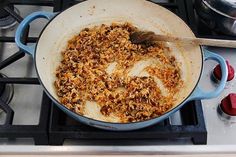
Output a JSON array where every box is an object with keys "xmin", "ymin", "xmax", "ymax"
[
  {"xmin": 200, "ymin": 47, "xmax": 236, "ymax": 145},
  {"xmin": 0, "ymin": 0, "xmax": 236, "ymax": 148}
]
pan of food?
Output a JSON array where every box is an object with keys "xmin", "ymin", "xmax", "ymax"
[{"xmin": 15, "ymin": 0, "xmax": 228, "ymax": 131}]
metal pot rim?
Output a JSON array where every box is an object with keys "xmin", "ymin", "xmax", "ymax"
[{"xmin": 203, "ymin": 0, "xmax": 236, "ymax": 20}]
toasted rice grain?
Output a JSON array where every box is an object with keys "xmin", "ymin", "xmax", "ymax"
[{"xmin": 54, "ymin": 23, "xmax": 182, "ymax": 123}]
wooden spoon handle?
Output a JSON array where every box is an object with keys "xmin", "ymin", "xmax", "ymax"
[{"xmin": 154, "ymin": 35, "xmax": 236, "ymax": 48}]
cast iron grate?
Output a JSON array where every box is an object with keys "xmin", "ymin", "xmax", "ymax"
[
  {"xmin": 49, "ymin": 100, "xmax": 207, "ymax": 145},
  {"xmin": 0, "ymin": 92, "xmax": 51, "ymax": 145},
  {"xmin": 48, "ymin": 0, "xmax": 207, "ymax": 145},
  {"xmin": 0, "ymin": 0, "xmax": 63, "ymax": 145}
]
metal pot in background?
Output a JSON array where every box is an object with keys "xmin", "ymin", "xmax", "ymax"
[{"xmin": 195, "ymin": 0, "xmax": 236, "ymax": 36}]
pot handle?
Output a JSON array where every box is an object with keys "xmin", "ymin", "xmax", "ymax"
[
  {"xmin": 188, "ymin": 48, "xmax": 228, "ymax": 100},
  {"xmin": 15, "ymin": 11, "xmax": 56, "ymax": 57}
]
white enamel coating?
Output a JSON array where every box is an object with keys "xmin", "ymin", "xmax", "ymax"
[{"xmin": 35, "ymin": 0, "xmax": 202, "ymax": 122}]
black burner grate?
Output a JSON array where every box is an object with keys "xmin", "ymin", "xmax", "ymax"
[
  {"xmin": 0, "ymin": 92, "xmax": 51, "ymax": 145},
  {"xmin": 49, "ymin": 100, "xmax": 207, "ymax": 145},
  {"xmin": 0, "ymin": 0, "xmax": 63, "ymax": 145}
]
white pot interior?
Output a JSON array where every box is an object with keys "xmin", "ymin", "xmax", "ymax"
[{"xmin": 35, "ymin": 0, "xmax": 203, "ymax": 121}]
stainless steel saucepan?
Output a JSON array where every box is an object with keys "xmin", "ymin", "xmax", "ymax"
[{"xmin": 195, "ymin": 0, "xmax": 236, "ymax": 36}]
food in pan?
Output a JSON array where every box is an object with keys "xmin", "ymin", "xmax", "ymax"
[{"xmin": 54, "ymin": 23, "xmax": 183, "ymax": 123}]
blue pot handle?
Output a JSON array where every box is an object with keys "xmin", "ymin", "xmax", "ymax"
[
  {"xmin": 188, "ymin": 48, "xmax": 228, "ymax": 100},
  {"xmin": 15, "ymin": 11, "xmax": 56, "ymax": 57}
]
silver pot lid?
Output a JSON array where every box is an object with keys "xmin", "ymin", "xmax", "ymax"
[{"xmin": 203, "ymin": 0, "xmax": 236, "ymax": 19}]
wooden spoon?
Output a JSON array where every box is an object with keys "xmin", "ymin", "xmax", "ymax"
[{"xmin": 130, "ymin": 31, "xmax": 236, "ymax": 48}]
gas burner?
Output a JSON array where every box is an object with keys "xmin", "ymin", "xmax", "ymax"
[
  {"xmin": 0, "ymin": 6, "xmax": 19, "ymax": 29},
  {"xmin": 0, "ymin": 73, "xmax": 14, "ymax": 113}
]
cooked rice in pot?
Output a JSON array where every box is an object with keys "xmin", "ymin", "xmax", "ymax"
[{"xmin": 54, "ymin": 23, "xmax": 183, "ymax": 123}]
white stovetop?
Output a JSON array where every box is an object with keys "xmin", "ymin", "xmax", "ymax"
[{"xmin": 199, "ymin": 47, "xmax": 236, "ymax": 145}]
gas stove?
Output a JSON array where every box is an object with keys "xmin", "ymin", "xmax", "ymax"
[{"xmin": 0, "ymin": 0, "xmax": 236, "ymax": 155}]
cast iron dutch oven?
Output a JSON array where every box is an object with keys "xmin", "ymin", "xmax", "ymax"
[{"xmin": 15, "ymin": 0, "xmax": 228, "ymax": 131}]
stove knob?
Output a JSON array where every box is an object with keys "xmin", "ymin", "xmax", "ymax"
[
  {"xmin": 221, "ymin": 94, "xmax": 236, "ymax": 116},
  {"xmin": 218, "ymin": 93, "xmax": 236, "ymax": 122},
  {"xmin": 213, "ymin": 61, "xmax": 235, "ymax": 81}
]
